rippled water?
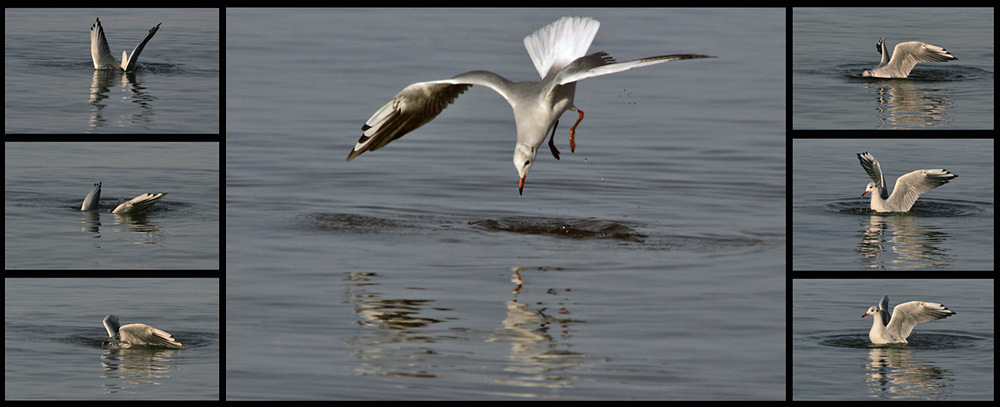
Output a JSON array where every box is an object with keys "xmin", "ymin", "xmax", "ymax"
[
  {"xmin": 793, "ymin": 139, "xmax": 994, "ymax": 271},
  {"xmin": 792, "ymin": 8, "xmax": 994, "ymax": 129},
  {"xmin": 793, "ymin": 279, "xmax": 994, "ymax": 400},
  {"xmin": 227, "ymin": 8, "xmax": 786, "ymax": 399}
]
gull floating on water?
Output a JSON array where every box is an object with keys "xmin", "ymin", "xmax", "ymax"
[
  {"xmin": 91, "ymin": 17, "xmax": 161, "ymax": 72},
  {"xmin": 347, "ymin": 16, "xmax": 714, "ymax": 195},
  {"xmin": 81, "ymin": 181, "xmax": 167, "ymax": 214},
  {"xmin": 862, "ymin": 37, "xmax": 957, "ymax": 78},
  {"xmin": 862, "ymin": 295, "xmax": 955, "ymax": 344},
  {"xmin": 857, "ymin": 152, "xmax": 957, "ymax": 213},
  {"xmin": 103, "ymin": 314, "xmax": 186, "ymax": 349}
]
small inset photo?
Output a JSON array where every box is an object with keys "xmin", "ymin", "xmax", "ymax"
[
  {"xmin": 792, "ymin": 278, "xmax": 993, "ymax": 400},
  {"xmin": 792, "ymin": 7, "xmax": 993, "ymax": 129},
  {"xmin": 792, "ymin": 138, "xmax": 993, "ymax": 271}
]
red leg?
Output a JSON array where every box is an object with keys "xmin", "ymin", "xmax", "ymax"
[{"xmin": 569, "ymin": 108, "xmax": 584, "ymax": 153}]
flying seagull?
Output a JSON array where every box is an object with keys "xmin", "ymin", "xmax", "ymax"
[{"xmin": 347, "ymin": 16, "xmax": 714, "ymax": 195}]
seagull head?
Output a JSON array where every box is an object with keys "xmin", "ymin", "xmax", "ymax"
[
  {"xmin": 862, "ymin": 306, "xmax": 878, "ymax": 318},
  {"xmin": 862, "ymin": 181, "xmax": 879, "ymax": 197},
  {"xmin": 513, "ymin": 143, "xmax": 537, "ymax": 195}
]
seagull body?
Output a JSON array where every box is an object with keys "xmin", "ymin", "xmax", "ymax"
[
  {"xmin": 103, "ymin": 314, "xmax": 186, "ymax": 349},
  {"xmin": 861, "ymin": 296, "xmax": 955, "ymax": 344},
  {"xmin": 347, "ymin": 16, "xmax": 714, "ymax": 194},
  {"xmin": 80, "ymin": 181, "xmax": 167, "ymax": 214},
  {"xmin": 862, "ymin": 37, "xmax": 957, "ymax": 78},
  {"xmin": 112, "ymin": 193, "xmax": 168, "ymax": 214},
  {"xmin": 857, "ymin": 152, "xmax": 957, "ymax": 212},
  {"xmin": 91, "ymin": 17, "xmax": 161, "ymax": 72}
]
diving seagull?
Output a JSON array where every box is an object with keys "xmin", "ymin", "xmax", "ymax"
[
  {"xmin": 80, "ymin": 181, "xmax": 167, "ymax": 214},
  {"xmin": 857, "ymin": 152, "xmax": 957, "ymax": 213},
  {"xmin": 862, "ymin": 37, "xmax": 957, "ymax": 78},
  {"xmin": 347, "ymin": 16, "xmax": 714, "ymax": 195},
  {"xmin": 862, "ymin": 295, "xmax": 955, "ymax": 344},
  {"xmin": 103, "ymin": 314, "xmax": 186, "ymax": 349},
  {"xmin": 91, "ymin": 17, "xmax": 161, "ymax": 72}
]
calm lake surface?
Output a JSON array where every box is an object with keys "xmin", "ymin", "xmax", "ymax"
[
  {"xmin": 226, "ymin": 8, "xmax": 786, "ymax": 399},
  {"xmin": 793, "ymin": 279, "xmax": 994, "ymax": 400},
  {"xmin": 4, "ymin": 8, "xmax": 219, "ymax": 133},
  {"xmin": 792, "ymin": 7, "xmax": 994, "ymax": 130},
  {"xmin": 5, "ymin": 142, "xmax": 220, "ymax": 270},
  {"xmin": 4, "ymin": 278, "xmax": 220, "ymax": 399},
  {"xmin": 792, "ymin": 138, "xmax": 994, "ymax": 271}
]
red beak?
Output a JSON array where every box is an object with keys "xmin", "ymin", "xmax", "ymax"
[{"xmin": 518, "ymin": 176, "xmax": 525, "ymax": 195}]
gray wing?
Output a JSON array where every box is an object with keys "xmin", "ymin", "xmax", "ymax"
[
  {"xmin": 553, "ymin": 52, "xmax": 715, "ymax": 86},
  {"xmin": 122, "ymin": 22, "xmax": 161, "ymax": 72},
  {"xmin": 347, "ymin": 71, "xmax": 517, "ymax": 162},
  {"xmin": 857, "ymin": 152, "xmax": 886, "ymax": 193},
  {"xmin": 877, "ymin": 295, "xmax": 890, "ymax": 326}
]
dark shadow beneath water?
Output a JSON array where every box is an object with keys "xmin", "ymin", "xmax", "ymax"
[
  {"xmin": 819, "ymin": 333, "xmax": 981, "ymax": 350},
  {"xmin": 297, "ymin": 212, "xmax": 779, "ymax": 253}
]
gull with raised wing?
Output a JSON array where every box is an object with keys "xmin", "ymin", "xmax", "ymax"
[
  {"xmin": 862, "ymin": 295, "xmax": 955, "ymax": 344},
  {"xmin": 862, "ymin": 37, "xmax": 957, "ymax": 78},
  {"xmin": 857, "ymin": 151, "xmax": 957, "ymax": 212},
  {"xmin": 91, "ymin": 17, "xmax": 161, "ymax": 72},
  {"xmin": 80, "ymin": 181, "xmax": 167, "ymax": 214},
  {"xmin": 103, "ymin": 314, "xmax": 186, "ymax": 349},
  {"xmin": 347, "ymin": 16, "xmax": 714, "ymax": 195}
]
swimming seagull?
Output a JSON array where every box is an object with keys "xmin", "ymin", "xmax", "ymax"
[
  {"xmin": 862, "ymin": 37, "xmax": 957, "ymax": 78},
  {"xmin": 91, "ymin": 17, "xmax": 161, "ymax": 72},
  {"xmin": 862, "ymin": 295, "xmax": 955, "ymax": 344},
  {"xmin": 80, "ymin": 181, "xmax": 167, "ymax": 214},
  {"xmin": 103, "ymin": 314, "xmax": 186, "ymax": 349},
  {"xmin": 857, "ymin": 152, "xmax": 957, "ymax": 212},
  {"xmin": 347, "ymin": 16, "xmax": 714, "ymax": 195}
]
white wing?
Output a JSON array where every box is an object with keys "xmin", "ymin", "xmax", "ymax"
[
  {"xmin": 885, "ymin": 169, "xmax": 958, "ymax": 212},
  {"xmin": 122, "ymin": 22, "xmax": 162, "ymax": 72},
  {"xmin": 884, "ymin": 41, "xmax": 957, "ymax": 78},
  {"xmin": 885, "ymin": 300, "xmax": 955, "ymax": 342},
  {"xmin": 112, "ymin": 192, "xmax": 167, "ymax": 214},
  {"xmin": 91, "ymin": 18, "xmax": 119, "ymax": 70},
  {"xmin": 523, "ymin": 16, "xmax": 600, "ymax": 79},
  {"xmin": 118, "ymin": 323, "xmax": 186, "ymax": 349}
]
